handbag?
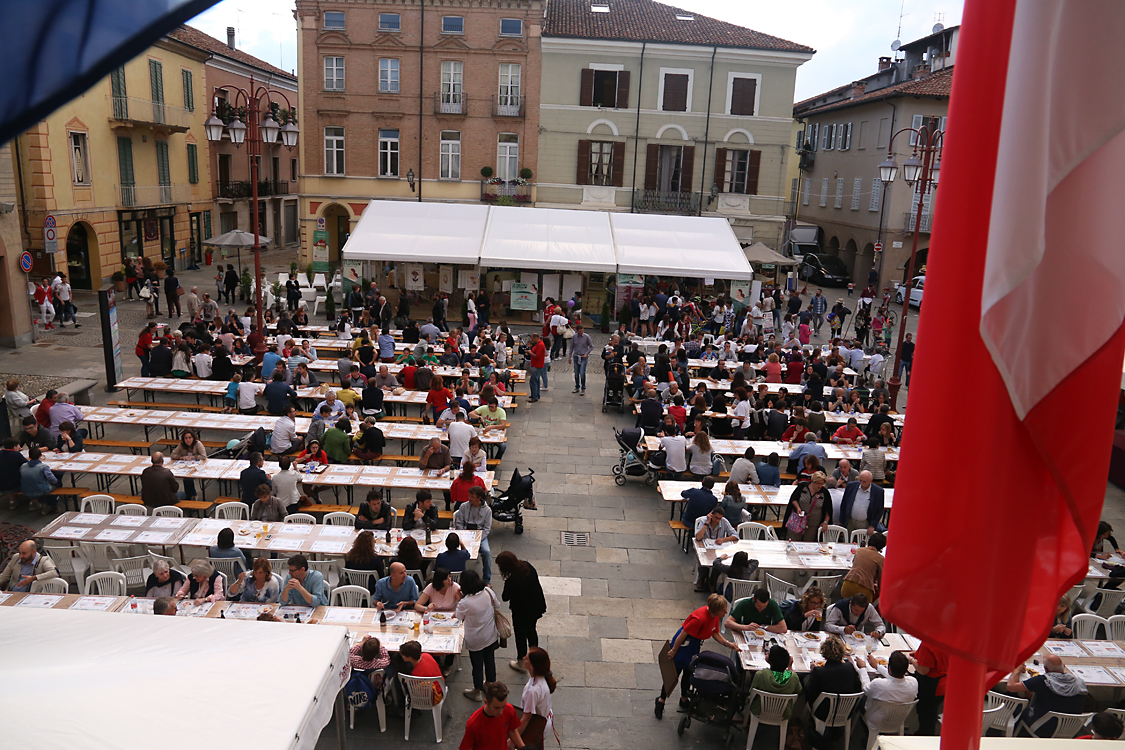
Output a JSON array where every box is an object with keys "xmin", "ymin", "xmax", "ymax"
[
  {"xmin": 785, "ymin": 509, "xmax": 808, "ymax": 535},
  {"xmin": 563, "ymin": 326, "xmax": 575, "ymax": 340},
  {"xmin": 488, "ymin": 588, "xmax": 514, "ymax": 645},
  {"xmin": 177, "ymin": 286, "xmax": 186, "ymax": 296}
]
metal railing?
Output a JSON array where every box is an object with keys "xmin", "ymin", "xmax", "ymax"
[
  {"xmin": 118, "ymin": 184, "xmax": 192, "ymax": 208},
  {"xmin": 632, "ymin": 189, "xmax": 700, "ymax": 214},
  {"xmin": 433, "ymin": 92, "xmax": 466, "ymax": 115},
  {"xmin": 903, "ymin": 212, "xmax": 933, "ymax": 233},
  {"xmin": 108, "ymin": 96, "xmax": 192, "ymax": 129},
  {"xmin": 216, "ymin": 180, "xmax": 291, "ymax": 199},
  {"xmin": 480, "ymin": 180, "xmax": 532, "ymax": 204},
  {"xmin": 491, "ymin": 95, "xmax": 525, "ymax": 117}
]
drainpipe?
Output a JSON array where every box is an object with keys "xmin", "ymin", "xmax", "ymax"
[
  {"xmin": 697, "ymin": 45, "xmax": 717, "ymax": 216},
  {"xmin": 629, "ymin": 41, "xmax": 646, "ymax": 213},
  {"xmin": 875, "ymin": 100, "xmax": 897, "ymax": 286},
  {"xmin": 417, "ymin": 0, "xmax": 425, "ymax": 202}
]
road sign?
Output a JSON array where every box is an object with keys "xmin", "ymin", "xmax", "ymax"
[
  {"xmin": 874, "ymin": 241, "xmax": 883, "ymax": 253},
  {"xmin": 316, "ymin": 217, "xmax": 325, "ymax": 230},
  {"xmin": 19, "ymin": 251, "xmax": 33, "ymax": 273},
  {"xmin": 44, "ymin": 215, "xmax": 57, "ymax": 254}
]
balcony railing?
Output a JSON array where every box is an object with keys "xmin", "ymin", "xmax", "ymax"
[
  {"xmin": 216, "ymin": 180, "xmax": 291, "ymax": 199},
  {"xmin": 633, "ymin": 189, "xmax": 700, "ymax": 214},
  {"xmin": 903, "ymin": 212, "xmax": 933, "ymax": 233},
  {"xmin": 480, "ymin": 180, "xmax": 532, "ymax": 204},
  {"xmin": 108, "ymin": 96, "xmax": 192, "ymax": 131},
  {"xmin": 433, "ymin": 92, "xmax": 466, "ymax": 115},
  {"xmin": 118, "ymin": 183, "xmax": 192, "ymax": 208},
  {"xmin": 491, "ymin": 95, "xmax": 525, "ymax": 117}
]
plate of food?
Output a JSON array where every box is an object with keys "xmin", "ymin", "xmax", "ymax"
[
  {"xmin": 753, "ymin": 629, "xmax": 766, "ymax": 637},
  {"xmin": 430, "ymin": 613, "xmax": 451, "ymax": 621},
  {"xmin": 802, "ymin": 633, "xmax": 820, "ymax": 641},
  {"xmin": 844, "ymin": 644, "xmax": 854, "ymax": 655},
  {"xmin": 874, "ymin": 657, "xmax": 888, "ymax": 666},
  {"xmin": 238, "ymin": 528, "xmax": 251, "ymax": 536},
  {"xmin": 424, "ymin": 545, "xmax": 439, "ymax": 554},
  {"xmin": 852, "ymin": 632, "xmax": 865, "ymax": 640}
]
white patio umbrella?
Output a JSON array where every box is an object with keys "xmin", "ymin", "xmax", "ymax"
[{"xmin": 203, "ymin": 229, "xmax": 272, "ymax": 270}]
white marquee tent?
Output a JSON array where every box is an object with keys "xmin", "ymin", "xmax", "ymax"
[
  {"xmin": 342, "ymin": 200, "xmax": 488, "ymax": 265},
  {"xmin": 609, "ymin": 212, "xmax": 756, "ymax": 280},
  {"xmin": 0, "ymin": 607, "xmax": 351, "ymax": 749},
  {"xmin": 479, "ymin": 205, "xmax": 616, "ymax": 272}
]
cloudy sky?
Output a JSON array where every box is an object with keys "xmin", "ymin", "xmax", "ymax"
[{"xmin": 188, "ymin": 0, "xmax": 964, "ymax": 100}]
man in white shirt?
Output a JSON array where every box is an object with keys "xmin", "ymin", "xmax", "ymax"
[
  {"xmin": 193, "ymin": 350, "xmax": 213, "ymax": 378},
  {"xmin": 659, "ymin": 432, "xmax": 689, "ymax": 474},
  {"xmin": 270, "ymin": 406, "xmax": 302, "ymax": 455},
  {"xmin": 855, "ymin": 651, "xmax": 918, "ymax": 734},
  {"xmin": 750, "ymin": 303, "xmax": 764, "ymax": 336},
  {"xmin": 849, "ymin": 344, "xmax": 867, "ymax": 369},
  {"xmin": 272, "ymin": 456, "xmax": 302, "ymax": 512},
  {"xmin": 445, "ymin": 411, "xmax": 477, "ymax": 466},
  {"xmin": 728, "ymin": 448, "xmax": 760, "ymax": 485},
  {"xmin": 237, "ymin": 378, "xmax": 259, "ymax": 415},
  {"xmin": 314, "ymin": 392, "xmax": 347, "ymax": 418},
  {"xmin": 56, "ymin": 275, "xmax": 78, "ymax": 327}
]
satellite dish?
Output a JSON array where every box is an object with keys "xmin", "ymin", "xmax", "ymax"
[
  {"xmin": 932, "ymin": 23, "xmax": 944, "ymax": 33},
  {"xmin": 890, "ymin": 39, "xmax": 901, "ymax": 51}
]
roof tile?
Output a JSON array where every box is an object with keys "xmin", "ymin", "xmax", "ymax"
[
  {"xmin": 167, "ymin": 26, "xmax": 296, "ymax": 80},
  {"xmin": 796, "ymin": 66, "xmax": 953, "ymax": 117}
]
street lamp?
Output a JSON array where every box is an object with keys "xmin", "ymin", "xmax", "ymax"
[
  {"xmin": 407, "ymin": 169, "xmax": 416, "ymax": 193},
  {"xmin": 878, "ymin": 156, "xmax": 898, "ymax": 184},
  {"xmin": 205, "ymin": 77, "xmax": 298, "ymax": 358},
  {"xmin": 901, "ymin": 155, "xmax": 923, "ymax": 186}
]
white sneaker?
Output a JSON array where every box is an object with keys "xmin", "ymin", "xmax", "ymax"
[
  {"xmin": 463, "ymin": 688, "xmax": 482, "ymax": 701},
  {"xmin": 509, "ymin": 660, "xmax": 527, "ymax": 673}
]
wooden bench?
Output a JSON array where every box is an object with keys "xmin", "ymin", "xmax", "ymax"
[
  {"xmin": 49, "ymin": 487, "xmax": 93, "ymax": 511},
  {"xmin": 109, "ymin": 400, "xmax": 223, "ymax": 413},
  {"xmin": 176, "ymin": 499, "xmax": 215, "ymax": 515},
  {"xmin": 83, "ymin": 438, "xmax": 152, "ymax": 455},
  {"xmin": 155, "ymin": 438, "xmax": 230, "ymax": 450},
  {"xmin": 669, "ymin": 519, "xmax": 691, "ymax": 552},
  {"xmin": 438, "ymin": 510, "xmax": 455, "ymax": 522},
  {"xmin": 378, "ymin": 454, "xmax": 501, "ymax": 468},
  {"xmin": 304, "ymin": 504, "xmax": 355, "ymax": 515}
]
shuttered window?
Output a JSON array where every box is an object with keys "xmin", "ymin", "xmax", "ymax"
[
  {"xmin": 729, "ymin": 77, "xmax": 756, "ymax": 116},
  {"xmin": 149, "ymin": 59, "xmax": 165, "ymax": 124},
  {"xmin": 111, "ymin": 67, "xmax": 128, "ymax": 119},
  {"xmin": 820, "ymin": 177, "xmax": 829, "ymax": 207},
  {"xmin": 834, "ymin": 178, "xmax": 844, "ymax": 208},
  {"xmin": 802, "ymin": 180, "xmax": 811, "ymax": 206},
  {"xmin": 117, "ymin": 136, "xmax": 134, "ymax": 185},
  {"xmin": 187, "ymin": 143, "xmax": 198, "ymax": 184},
  {"xmin": 851, "ymin": 177, "xmax": 862, "ymax": 209},
  {"xmin": 182, "ymin": 69, "xmax": 194, "ymax": 111},
  {"xmin": 720, "ymin": 149, "xmax": 761, "ymax": 195},
  {"xmin": 662, "ymin": 74, "xmax": 689, "ymax": 112},
  {"xmin": 869, "ymin": 178, "xmax": 882, "ymax": 211},
  {"xmin": 203, "ymin": 210, "xmax": 212, "ymax": 240}
]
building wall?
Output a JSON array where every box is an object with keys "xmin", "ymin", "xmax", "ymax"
[{"xmin": 0, "ymin": 142, "xmax": 33, "ymax": 347}]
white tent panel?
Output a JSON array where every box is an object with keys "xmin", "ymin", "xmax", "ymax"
[
  {"xmin": 0, "ymin": 607, "xmax": 350, "ymax": 750},
  {"xmin": 342, "ymin": 200, "xmax": 488, "ymax": 265},
  {"xmin": 609, "ymin": 213, "xmax": 757, "ymax": 280},
  {"xmin": 480, "ymin": 206, "xmax": 617, "ymax": 272}
]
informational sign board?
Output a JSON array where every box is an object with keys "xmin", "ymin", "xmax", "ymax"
[
  {"xmin": 98, "ymin": 286, "xmax": 124, "ymax": 389},
  {"xmin": 617, "ymin": 273, "xmax": 645, "ymax": 287},
  {"xmin": 341, "ymin": 259, "xmax": 363, "ymax": 298},
  {"xmin": 730, "ymin": 280, "xmax": 752, "ymax": 310},
  {"xmin": 458, "ymin": 270, "xmax": 479, "ymax": 290},
  {"xmin": 44, "ymin": 216, "xmax": 57, "ymax": 255},
  {"xmin": 509, "ymin": 282, "xmax": 537, "ymax": 311},
  {"xmin": 438, "ymin": 266, "xmax": 454, "ymax": 294},
  {"xmin": 312, "ymin": 230, "xmax": 329, "ymax": 272},
  {"xmin": 405, "ymin": 264, "xmax": 424, "ymax": 291}
]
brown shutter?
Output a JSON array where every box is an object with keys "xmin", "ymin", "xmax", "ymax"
[
  {"xmin": 576, "ymin": 140, "xmax": 591, "ymax": 185},
  {"xmin": 579, "ymin": 69, "xmax": 595, "ymax": 107},
  {"xmin": 679, "ymin": 145, "xmax": 695, "ymax": 193},
  {"xmin": 745, "ymin": 149, "xmax": 762, "ymax": 196},
  {"xmin": 644, "ymin": 144, "xmax": 659, "ymax": 190},
  {"xmin": 730, "ymin": 78, "xmax": 757, "ymax": 116},
  {"xmin": 663, "ymin": 74, "xmax": 689, "ymax": 111},
  {"xmin": 615, "ymin": 70, "xmax": 630, "ymax": 110},
  {"xmin": 611, "ymin": 141, "xmax": 625, "ymax": 187},
  {"xmin": 713, "ymin": 148, "xmax": 727, "ymax": 193}
]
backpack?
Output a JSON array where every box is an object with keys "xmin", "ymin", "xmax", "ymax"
[
  {"xmin": 345, "ymin": 671, "xmax": 377, "ymax": 712},
  {"xmin": 247, "ymin": 427, "xmax": 269, "ymax": 455}
]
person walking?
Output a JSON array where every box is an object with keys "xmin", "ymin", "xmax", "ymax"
[
  {"xmin": 496, "ymin": 552, "xmax": 547, "ymax": 674},
  {"xmin": 56, "ymin": 274, "xmax": 79, "ymax": 327},
  {"xmin": 526, "ymin": 333, "xmax": 546, "ymax": 402},
  {"xmin": 570, "ymin": 323, "xmax": 593, "ymax": 395},
  {"xmin": 516, "ymin": 648, "xmax": 557, "ymax": 750},
  {"xmin": 811, "ymin": 289, "xmax": 827, "ymax": 336},
  {"xmin": 454, "ymin": 570, "xmax": 501, "ymax": 701},
  {"xmin": 223, "ymin": 264, "xmax": 239, "ymax": 305},
  {"xmin": 164, "ymin": 268, "xmax": 182, "ymax": 318}
]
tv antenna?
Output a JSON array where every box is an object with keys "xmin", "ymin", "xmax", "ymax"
[{"xmin": 891, "ymin": 0, "xmax": 907, "ymax": 53}]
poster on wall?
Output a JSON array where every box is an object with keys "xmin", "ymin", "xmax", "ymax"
[
  {"xmin": 519, "ymin": 272, "xmax": 539, "ymax": 292},
  {"xmin": 438, "ymin": 266, "xmax": 454, "ymax": 294},
  {"xmin": 342, "ymin": 260, "xmax": 363, "ymax": 298},
  {"xmin": 541, "ymin": 274, "xmax": 561, "ymax": 305},
  {"xmin": 458, "ymin": 270, "xmax": 479, "ymax": 290},
  {"xmin": 405, "ymin": 264, "xmax": 425, "ymax": 291},
  {"xmin": 730, "ymin": 280, "xmax": 752, "ymax": 311},
  {"xmin": 312, "ymin": 230, "xmax": 329, "ymax": 272},
  {"xmin": 617, "ymin": 274, "xmax": 645, "ymax": 287},
  {"xmin": 510, "ymin": 282, "xmax": 537, "ymax": 311}
]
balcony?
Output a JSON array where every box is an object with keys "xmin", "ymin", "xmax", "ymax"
[
  {"xmin": 433, "ymin": 93, "xmax": 467, "ymax": 116},
  {"xmin": 632, "ymin": 189, "xmax": 700, "ymax": 214},
  {"xmin": 903, "ymin": 212, "xmax": 933, "ymax": 233},
  {"xmin": 491, "ymin": 95, "xmax": 525, "ymax": 118},
  {"xmin": 480, "ymin": 179, "xmax": 532, "ymax": 205},
  {"xmin": 216, "ymin": 180, "xmax": 291, "ymax": 200},
  {"xmin": 108, "ymin": 96, "xmax": 192, "ymax": 132},
  {"xmin": 118, "ymin": 184, "xmax": 192, "ymax": 208}
]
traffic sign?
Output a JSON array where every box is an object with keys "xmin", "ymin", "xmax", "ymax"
[
  {"xmin": 44, "ymin": 215, "xmax": 57, "ymax": 254},
  {"xmin": 874, "ymin": 241, "xmax": 883, "ymax": 253},
  {"xmin": 19, "ymin": 251, "xmax": 33, "ymax": 273}
]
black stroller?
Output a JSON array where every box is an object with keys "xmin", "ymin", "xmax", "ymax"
[
  {"xmin": 612, "ymin": 428, "xmax": 652, "ymax": 486},
  {"xmin": 490, "ymin": 467, "xmax": 534, "ymax": 534},
  {"xmin": 602, "ymin": 361, "xmax": 627, "ymax": 413},
  {"xmin": 676, "ymin": 650, "xmax": 748, "ymax": 742}
]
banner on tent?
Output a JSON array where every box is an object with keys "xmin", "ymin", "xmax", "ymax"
[
  {"xmin": 616, "ymin": 280, "xmax": 644, "ymax": 311},
  {"xmin": 342, "ymin": 260, "xmax": 363, "ymax": 298},
  {"xmin": 459, "ymin": 270, "xmax": 479, "ymax": 290},
  {"xmin": 617, "ymin": 273, "xmax": 645, "ymax": 286},
  {"xmin": 510, "ymin": 282, "xmax": 537, "ymax": 311},
  {"xmin": 312, "ymin": 231, "xmax": 329, "ymax": 272},
  {"xmin": 405, "ymin": 264, "xmax": 424, "ymax": 291},
  {"xmin": 730, "ymin": 280, "xmax": 752, "ymax": 311},
  {"xmin": 439, "ymin": 266, "xmax": 454, "ymax": 294}
]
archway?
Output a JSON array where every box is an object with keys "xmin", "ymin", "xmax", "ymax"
[
  {"xmin": 858, "ymin": 242, "xmax": 876, "ymax": 287},
  {"xmin": 321, "ymin": 204, "xmax": 351, "ymax": 264},
  {"xmin": 65, "ymin": 222, "xmax": 99, "ymax": 290},
  {"xmin": 826, "ymin": 236, "xmax": 840, "ymax": 256},
  {"xmin": 840, "ymin": 239, "xmax": 858, "ymax": 274}
]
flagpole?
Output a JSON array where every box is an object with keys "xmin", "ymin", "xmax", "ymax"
[{"xmin": 941, "ymin": 656, "xmax": 988, "ymax": 750}]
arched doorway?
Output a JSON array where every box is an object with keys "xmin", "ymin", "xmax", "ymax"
[
  {"xmin": 858, "ymin": 242, "xmax": 875, "ymax": 287},
  {"xmin": 322, "ymin": 204, "xmax": 351, "ymax": 263},
  {"xmin": 840, "ymin": 239, "xmax": 858, "ymax": 275},
  {"xmin": 826, "ymin": 236, "xmax": 840, "ymax": 256},
  {"xmin": 65, "ymin": 222, "xmax": 99, "ymax": 290}
]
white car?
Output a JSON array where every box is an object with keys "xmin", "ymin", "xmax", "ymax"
[{"xmin": 896, "ymin": 275, "xmax": 924, "ymax": 308}]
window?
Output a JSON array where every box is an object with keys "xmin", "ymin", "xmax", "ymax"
[
  {"xmin": 439, "ymin": 131, "xmax": 461, "ymax": 179},
  {"xmin": 271, "ymin": 156, "xmax": 280, "ymax": 183},
  {"xmin": 117, "ymin": 136, "xmax": 135, "ymax": 205},
  {"xmin": 824, "ymin": 123, "xmax": 836, "ymax": 150},
  {"xmin": 497, "ymin": 133, "xmax": 519, "ymax": 180},
  {"xmin": 69, "ymin": 132, "xmax": 90, "ymax": 185},
  {"xmin": 379, "ymin": 13, "xmax": 401, "ymax": 31},
  {"xmin": 910, "ymin": 114, "xmax": 945, "ymax": 145},
  {"xmin": 441, "ymin": 61, "xmax": 463, "ymax": 105},
  {"xmin": 851, "ymin": 177, "xmax": 862, "ymax": 209},
  {"xmin": 111, "ymin": 66, "xmax": 128, "ymax": 119},
  {"xmin": 719, "ymin": 149, "xmax": 761, "ymax": 195},
  {"xmin": 324, "ymin": 57, "xmax": 345, "ymax": 90},
  {"xmin": 877, "ymin": 117, "xmax": 891, "ymax": 149},
  {"xmin": 857, "ymin": 121, "xmax": 868, "ymax": 149},
  {"xmin": 149, "ymin": 59, "xmax": 165, "ymax": 123},
  {"xmin": 323, "ymin": 11, "xmax": 345, "ymax": 29},
  {"xmin": 155, "ymin": 140, "xmax": 171, "ymax": 202},
  {"xmin": 727, "ymin": 74, "xmax": 758, "ymax": 116},
  {"xmin": 220, "ymin": 211, "xmax": 237, "ymax": 234},
  {"xmin": 498, "ymin": 63, "xmax": 520, "ymax": 110},
  {"xmin": 325, "ymin": 127, "xmax": 345, "ymax": 174},
  {"xmin": 500, "ymin": 18, "xmax": 522, "ymax": 36},
  {"xmin": 869, "ymin": 177, "xmax": 882, "ymax": 211},
  {"xmin": 442, "ymin": 16, "xmax": 464, "ymax": 34},
  {"xmin": 182, "ymin": 69, "xmax": 194, "ymax": 111},
  {"xmin": 579, "ymin": 66, "xmax": 629, "ymax": 108},
  {"xmin": 187, "ymin": 143, "xmax": 199, "ymax": 184},
  {"xmin": 379, "ymin": 129, "xmax": 400, "ymax": 176},
  {"xmin": 588, "ymin": 141, "xmax": 615, "ymax": 186},
  {"xmin": 802, "ymin": 179, "xmax": 810, "ymax": 206},
  {"xmin": 379, "ymin": 59, "xmax": 400, "ymax": 93},
  {"xmin": 839, "ymin": 123, "xmax": 852, "ymax": 150},
  {"xmin": 659, "ymin": 69, "xmax": 692, "ymax": 112},
  {"xmin": 809, "ymin": 123, "xmax": 819, "ymax": 152},
  {"xmin": 834, "ymin": 177, "xmax": 844, "ymax": 208},
  {"xmin": 821, "ymin": 124, "xmax": 830, "ymax": 150},
  {"xmin": 291, "ymin": 158, "xmax": 298, "ymax": 182},
  {"xmin": 819, "ymin": 177, "xmax": 829, "ymax": 207}
]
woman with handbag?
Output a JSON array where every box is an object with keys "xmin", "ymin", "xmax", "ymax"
[
  {"xmin": 782, "ymin": 470, "xmax": 832, "ymax": 542},
  {"xmin": 654, "ymin": 593, "xmax": 739, "ymax": 718},
  {"xmin": 496, "ymin": 551, "xmax": 547, "ymax": 674},
  {"xmin": 454, "ymin": 569, "xmax": 504, "ymax": 701}
]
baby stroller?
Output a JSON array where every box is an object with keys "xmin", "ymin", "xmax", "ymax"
[
  {"xmin": 612, "ymin": 428, "xmax": 651, "ymax": 486},
  {"xmin": 602, "ymin": 361, "xmax": 627, "ymax": 413},
  {"xmin": 676, "ymin": 650, "xmax": 748, "ymax": 743},
  {"xmin": 490, "ymin": 468, "xmax": 534, "ymax": 534}
]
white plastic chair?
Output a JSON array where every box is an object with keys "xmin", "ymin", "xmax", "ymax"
[
  {"xmin": 112, "ymin": 555, "xmax": 151, "ymax": 591},
  {"xmin": 313, "ymin": 273, "xmax": 328, "ymax": 290},
  {"xmin": 726, "ymin": 577, "xmax": 759, "ymax": 603},
  {"xmin": 818, "ymin": 525, "xmax": 848, "ymax": 544},
  {"xmin": 308, "ymin": 558, "xmax": 341, "ymax": 590},
  {"xmin": 284, "ymin": 513, "xmax": 316, "ymax": 524},
  {"xmin": 448, "ymin": 571, "xmax": 462, "ymax": 584},
  {"xmin": 863, "ymin": 700, "xmax": 917, "ymax": 750},
  {"xmin": 979, "ymin": 705, "xmax": 1005, "ymax": 735},
  {"xmin": 331, "ymin": 585, "xmax": 371, "ymax": 608},
  {"xmin": 399, "ymin": 672, "xmax": 448, "ymax": 742},
  {"xmin": 153, "ymin": 506, "xmax": 184, "ymax": 517},
  {"xmin": 1071, "ymin": 613, "xmax": 1108, "ymax": 640},
  {"xmin": 747, "ymin": 690, "xmax": 799, "ymax": 750},
  {"xmin": 208, "ymin": 557, "xmax": 247, "ymax": 580},
  {"xmin": 44, "ymin": 545, "xmax": 87, "ymax": 591},
  {"xmin": 738, "ymin": 522, "xmax": 778, "ymax": 541},
  {"xmin": 78, "ymin": 541, "xmax": 123, "ymax": 574},
  {"xmin": 811, "ymin": 692, "xmax": 864, "ymax": 750},
  {"xmin": 84, "ymin": 571, "xmax": 127, "ymax": 596},
  {"xmin": 984, "ymin": 691, "xmax": 1028, "ymax": 737},
  {"xmin": 31, "ymin": 577, "xmax": 70, "ymax": 594},
  {"xmin": 1082, "ymin": 588, "xmax": 1125, "ymax": 617},
  {"xmin": 148, "ymin": 549, "xmax": 189, "ymax": 577},
  {"xmin": 804, "ymin": 575, "xmax": 843, "ymax": 597},
  {"xmin": 278, "ymin": 273, "xmax": 289, "ymax": 288},
  {"xmin": 348, "ymin": 668, "xmax": 387, "ymax": 732},
  {"xmin": 115, "ymin": 504, "xmax": 148, "ymax": 516},
  {"xmin": 81, "ymin": 494, "xmax": 116, "ymax": 515},
  {"xmin": 1023, "ymin": 711, "xmax": 1093, "ymax": 739},
  {"xmin": 324, "ymin": 512, "xmax": 355, "ymax": 526},
  {"xmin": 764, "ymin": 572, "xmax": 800, "ymax": 602},
  {"xmin": 214, "ymin": 501, "xmax": 249, "ymax": 520},
  {"xmin": 1106, "ymin": 708, "xmax": 1125, "ymax": 731},
  {"xmin": 343, "ymin": 568, "xmax": 380, "ymax": 591},
  {"xmin": 313, "ymin": 296, "xmax": 326, "ymax": 317},
  {"xmin": 850, "ymin": 528, "xmax": 870, "ymax": 547},
  {"xmin": 1108, "ymin": 615, "xmax": 1125, "ymax": 641}
]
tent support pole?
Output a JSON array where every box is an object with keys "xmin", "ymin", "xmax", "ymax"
[
  {"xmin": 629, "ymin": 42, "xmax": 646, "ymax": 213},
  {"xmin": 335, "ymin": 690, "xmax": 347, "ymax": 750},
  {"xmin": 698, "ymin": 46, "xmax": 717, "ymax": 217}
]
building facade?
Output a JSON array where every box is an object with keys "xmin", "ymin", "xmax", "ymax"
[
  {"xmin": 0, "ymin": 143, "xmax": 32, "ymax": 347},
  {"xmin": 792, "ymin": 26, "xmax": 956, "ymax": 288},
  {"xmin": 13, "ymin": 35, "xmax": 215, "ymax": 289},
  {"xmin": 295, "ymin": 0, "xmax": 542, "ymax": 263},
  {"xmin": 536, "ymin": 0, "xmax": 813, "ymax": 249}
]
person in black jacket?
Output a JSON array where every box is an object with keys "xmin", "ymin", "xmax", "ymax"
[
  {"xmin": 239, "ymin": 452, "xmax": 271, "ymax": 505},
  {"xmin": 804, "ymin": 635, "xmax": 862, "ymax": 722},
  {"xmin": 223, "ymin": 265, "xmax": 240, "ymax": 305},
  {"xmin": 164, "ymin": 269, "xmax": 181, "ymax": 318},
  {"xmin": 149, "ymin": 340, "xmax": 174, "ymax": 377},
  {"xmin": 354, "ymin": 490, "xmax": 393, "ymax": 531},
  {"xmin": 784, "ymin": 586, "xmax": 827, "ymax": 633},
  {"xmin": 496, "ymin": 551, "xmax": 547, "ymax": 672},
  {"xmin": 403, "ymin": 489, "xmax": 439, "ymax": 531}
]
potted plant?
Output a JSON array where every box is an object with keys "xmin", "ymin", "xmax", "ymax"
[
  {"xmin": 290, "ymin": 261, "xmax": 298, "ymax": 277},
  {"xmin": 306, "ymin": 262, "xmax": 315, "ymax": 285},
  {"xmin": 519, "ymin": 168, "xmax": 533, "ymax": 181},
  {"xmin": 325, "ymin": 288, "xmax": 337, "ymax": 320},
  {"xmin": 480, "ymin": 166, "xmax": 494, "ymax": 179},
  {"xmin": 240, "ymin": 268, "xmax": 252, "ymax": 302},
  {"xmin": 111, "ymin": 270, "xmax": 126, "ymax": 292},
  {"xmin": 601, "ymin": 301, "xmax": 610, "ymax": 333},
  {"xmin": 271, "ymin": 281, "xmax": 285, "ymax": 311},
  {"xmin": 153, "ymin": 261, "xmax": 167, "ymax": 279}
]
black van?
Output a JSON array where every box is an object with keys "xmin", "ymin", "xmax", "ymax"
[{"xmin": 798, "ymin": 253, "xmax": 850, "ymax": 287}]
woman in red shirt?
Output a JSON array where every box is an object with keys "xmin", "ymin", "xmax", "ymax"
[
  {"xmin": 782, "ymin": 418, "xmax": 810, "ymax": 444},
  {"xmin": 294, "ymin": 440, "xmax": 329, "ymax": 467},
  {"xmin": 135, "ymin": 322, "xmax": 157, "ymax": 377},
  {"xmin": 655, "ymin": 594, "xmax": 738, "ymax": 718},
  {"xmin": 426, "ymin": 374, "xmax": 453, "ymax": 422}
]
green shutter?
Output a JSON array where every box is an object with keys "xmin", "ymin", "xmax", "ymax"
[
  {"xmin": 111, "ymin": 67, "xmax": 128, "ymax": 119},
  {"xmin": 156, "ymin": 141, "xmax": 171, "ymax": 185},
  {"xmin": 117, "ymin": 136, "xmax": 134, "ymax": 207},
  {"xmin": 149, "ymin": 60, "xmax": 164, "ymax": 103},
  {"xmin": 187, "ymin": 143, "xmax": 198, "ymax": 184},
  {"xmin": 203, "ymin": 210, "xmax": 212, "ymax": 240},
  {"xmin": 182, "ymin": 69, "xmax": 194, "ymax": 111}
]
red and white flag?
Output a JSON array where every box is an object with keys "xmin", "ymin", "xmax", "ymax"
[{"xmin": 882, "ymin": 1, "xmax": 1125, "ymax": 747}]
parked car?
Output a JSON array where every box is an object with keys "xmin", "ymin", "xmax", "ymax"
[
  {"xmin": 798, "ymin": 253, "xmax": 850, "ymax": 287},
  {"xmin": 896, "ymin": 275, "xmax": 925, "ymax": 307}
]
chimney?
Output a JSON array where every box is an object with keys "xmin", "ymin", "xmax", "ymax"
[
  {"xmin": 878, "ymin": 56, "xmax": 892, "ymax": 72},
  {"xmin": 850, "ymin": 81, "xmax": 866, "ymax": 98},
  {"xmin": 913, "ymin": 63, "xmax": 929, "ymax": 80},
  {"xmin": 226, "ymin": 27, "xmax": 236, "ymax": 50}
]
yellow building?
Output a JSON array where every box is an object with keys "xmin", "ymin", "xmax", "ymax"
[{"xmin": 13, "ymin": 35, "xmax": 215, "ymax": 289}]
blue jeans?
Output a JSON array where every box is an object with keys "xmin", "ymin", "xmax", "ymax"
[
  {"xmin": 529, "ymin": 366, "xmax": 546, "ymax": 399},
  {"xmin": 479, "ymin": 536, "xmax": 492, "ymax": 582},
  {"xmin": 138, "ymin": 352, "xmax": 150, "ymax": 377},
  {"xmin": 573, "ymin": 355, "xmax": 588, "ymax": 391},
  {"xmin": 772, "ymin": 309, "xmax": 782, "ymax": 331},
  {"xmin": 899, "ymin": 360, "xmax": 911, "ymax": 386}
]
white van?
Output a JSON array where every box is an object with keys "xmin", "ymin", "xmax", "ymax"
[{"xmin": 895, "ymin": 275, "xmax": 924, "ymax": 308}]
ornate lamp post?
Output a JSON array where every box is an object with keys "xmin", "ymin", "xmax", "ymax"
[{"xmin": 204, "ymin": 77, "xmax": 298, "ymax": 358}]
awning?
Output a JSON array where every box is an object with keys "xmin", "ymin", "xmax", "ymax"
[
  {"xmin": 342, "ymin": 200, "xmax": 488, "ymax": 265},
  {"xmin": 609, "ymin": 213, "xmax": 756, "ymax": 280},
  {"xmin": 743, "ymin": 242, "xmax": 799, "ymax": 267},
  {"xmin": 480, "ymin": 206, "xmax": 616, "ymax": 272}
]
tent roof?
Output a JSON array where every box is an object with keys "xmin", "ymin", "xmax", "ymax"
[
  {"xmin": 480, "ymin": 206, "xmax": 617, "ymax": 272},
  {"xmin": 609, "ymin": 213, "xmax": 756, "ymax": 280},
  {"xmin": 743, "ymin": 241, "xmax": 799, "ymax": 267},
  {"xmin": 342, "ymin": 201, "xmax": 488, "ymax": 264},
  {"xmin": 0, "ymin": 607, "xmax": 349, "ymax": 750}
]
